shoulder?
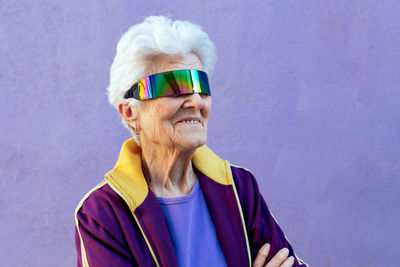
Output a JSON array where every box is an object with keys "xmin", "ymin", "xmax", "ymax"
[
  {"xmin": 74, "ymin": 180, "xmax": 139, "ymax": 265},
  {"xmin": 230, "ymin": 164, "xmax": 260, "ymax": 196},
  {"xmin": 229, "ymin": 164, "xmax": 265, "ymax": 214},
  {"xmin": 74, "ymin": 179, "xmax": 130, "ymax": 229}
]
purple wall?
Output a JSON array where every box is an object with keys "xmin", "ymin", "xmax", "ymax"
[{"xmin": 1, "ymin": 0, "xmax": 399, "ymax": 266}]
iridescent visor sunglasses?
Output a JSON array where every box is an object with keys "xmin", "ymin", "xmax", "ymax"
[{"xmin": 123, "ymin": 69, "xmax": 211, "ymax": 100}]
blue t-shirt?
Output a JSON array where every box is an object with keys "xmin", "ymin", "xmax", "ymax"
[{"xmin": 156, "ymin": 180, "xmax": 228, "ymax": 267}]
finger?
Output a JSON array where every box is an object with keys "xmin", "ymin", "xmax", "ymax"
[
  {"xmin": 280, "ymin": 256, "xmax": 295, "ymax": 267},
  {"xmin": 253, "ymin": 243, "xmax": 271, "ymax": 267},
  {"xmin": 265, "ymin": 247, "xmax": 289, "ymax": 267}
]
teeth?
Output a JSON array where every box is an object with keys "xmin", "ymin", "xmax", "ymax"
[{"xmin": 183, "ymin": 120, "xmax": 199, "ymax": 123}]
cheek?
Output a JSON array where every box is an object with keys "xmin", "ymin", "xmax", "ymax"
[
  {"xmin": 138, "ymin": 103, "xmax": 163, "ymax": 133},
  {"xmin": 149, "ymin": 101, "xmax": 178, "ymax": 131},
  {"xmin": 203, "ymin": 98, "xmax": 212, "ymax": 119}
]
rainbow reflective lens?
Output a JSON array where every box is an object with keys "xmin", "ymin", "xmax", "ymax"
[{"xmin": 124, "ymin": 69, "xmax": 211, "ymax": 100}]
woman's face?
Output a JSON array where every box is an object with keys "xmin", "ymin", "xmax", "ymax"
[{"xmin": 136, "ymin": 53, "xmax": 212, "ymax": 151}]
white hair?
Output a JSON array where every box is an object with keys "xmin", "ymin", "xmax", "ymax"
[{"xmin": 107, "ymin": 16, "xmax": 217, "ymax": 145}]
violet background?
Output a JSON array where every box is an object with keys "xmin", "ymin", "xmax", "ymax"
[{"xmin": 1, "ymin": 0, "xmax": 399, "ymax": 266}]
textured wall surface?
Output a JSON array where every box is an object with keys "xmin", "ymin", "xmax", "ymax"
[{"xmin": 1, "ymin": 0, "xmax": 399, "ymax": 266}]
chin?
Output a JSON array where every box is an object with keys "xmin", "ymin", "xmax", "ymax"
[{"xmin": 178, "ymin": 135, "xmax": 207, "ymax": 151}]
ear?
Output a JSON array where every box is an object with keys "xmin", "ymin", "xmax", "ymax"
[{"xmin": 118, "ymin": 102, "xmax": 140, "ymax": 129}]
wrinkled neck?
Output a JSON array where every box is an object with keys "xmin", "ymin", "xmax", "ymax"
[{"xmin": 141, "ymin": 144, "xmax": 197, "ymax": 198}]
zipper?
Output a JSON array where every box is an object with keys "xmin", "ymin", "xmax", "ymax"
[
  {"xmin": 105, "ymin": 178, "xmax": 160, "ymax": 267},
  {"xmin": 226, "ymin": 161, "xmax": 252, "ymax": 267}
]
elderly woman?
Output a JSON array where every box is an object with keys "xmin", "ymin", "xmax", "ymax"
[{"xmin": 75, "ymin": 16, "xmax": 307, "ymax": 267}]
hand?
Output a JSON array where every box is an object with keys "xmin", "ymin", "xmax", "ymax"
[{"xmin": 253, "ymin": 243, "xmax": 295, "ymax": 267}]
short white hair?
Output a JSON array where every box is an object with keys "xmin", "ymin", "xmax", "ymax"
[{"xmin": 107, "ymin": 16, "xmax": 217, "ymax": 145}]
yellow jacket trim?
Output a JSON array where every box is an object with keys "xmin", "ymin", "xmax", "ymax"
[{"xmin": 104, "ymin": 138, "xmax": 232, "ymax": 211}]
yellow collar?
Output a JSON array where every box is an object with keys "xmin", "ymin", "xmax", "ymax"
[{"xmin": 105, "ymin": 138, "xmax": 232, "ymax": 211}]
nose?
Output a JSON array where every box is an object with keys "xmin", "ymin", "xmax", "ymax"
[{"xmin": 182, "ymin": 93, "xmax": 205, "ymax": 110}]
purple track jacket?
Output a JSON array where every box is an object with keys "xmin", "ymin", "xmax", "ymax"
[{"xmin": 75, "ymin": 139, "xmax": 308, "ymax": 267}]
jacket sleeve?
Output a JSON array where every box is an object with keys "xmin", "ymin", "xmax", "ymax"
[
  {"xmin": 74, "ymin": 185, "xmax": 136, "ymax": 267},
  {"xmin": 231, "ymin": 166, "xmax": 308, "ymax": 266}
]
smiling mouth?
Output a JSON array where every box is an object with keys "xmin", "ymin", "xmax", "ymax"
[{"xmin": 179, "ymin": 120, "xmax": 201, "ymax": 124}]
